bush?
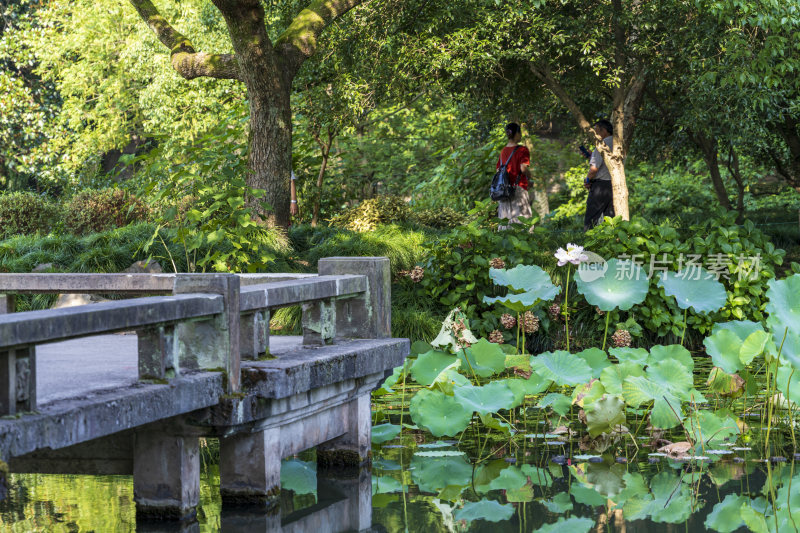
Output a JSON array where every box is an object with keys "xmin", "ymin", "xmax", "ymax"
[
  {"xmin": 409, "ymin": 206, "xmax": 468, "ymax": 229},
  {"xmin": 0, "ymin": 192, "xmax": 61, "ymax": 238},
  {"xmin": 64, "ymin": 189, "xmax": 149, "ymax": 235},
  {"xmin": 585, "ymin": 212, "xmax": 785, "ymax": 337},
  {"xmin": 328, "ymin": 195, "xmax": 411, "ymax": 231}
]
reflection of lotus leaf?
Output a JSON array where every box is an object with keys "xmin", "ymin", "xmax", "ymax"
[
  {"xmin": 586, "ymin": 461, "xmax": 627, "ymax": 499},
  {"xmin": 281, "ymin": 458, "xmax": 316, "ymax": 495},
  {"xmin": 372, "ymin": 475, "xmax": 405, "ymax": 494},
  {"xmin": 474, "ymin": 460, "xmax": 509, "ymax": 493},
  {"xmin": 454, "ymin": 381, "xmax": 515, "ymax": 416},
  {"xmin": 687, "ymin": 410, "xmax": 740, "ymax": 445},
  {"xmin": 658, "ymin": 269, "xmax": 727, "ymax": 313},
  {"xmin": 585, "ymin": 395, "xmax": 626, "ymax": 437},
  {"xmin": 575, "ymin": 259, "xmax": 649, "ymax": 311},
  {"xmin": 453, "ymin": 499, "xmax": 515, "ymax": 523},
  {"xmin": 704, "ymin": 494, "xmax": 747, "ymax": 533},
  {"xmin": 410, "ymin": 350, "xmax": 457, "ymax": 386},
  {"xmin": 371, "ymin": 423, "xmax": 401, "ymax": 444},
  {"xmin": 766, "ymin": 274, "xmax": 800, "ymax": 336},
  {"xmin": 542, "ymin": 492, "xmax": 573, "ymax": 513},
  {"xmin": 609, "ymin": 347, "xmax": 649, "ymax": 365},
  {"xmin": 458, "ymin": 339, "xmax": 506, "ymax": 377},
  {"xmin": 623, "ymin": 471, "xmax": 694, "ymax": 524},
  {"xmin": 570, "ymin": 483, "xmax": 605, "ymax": 506},
  {"xmin": 577, "ymin": 348, "xmax": 611, "ymax": 378},
  {"xmin": 535, "ymin": 516, "xmax": 595, "ymax": 533},
  {"xmin": 409, "ymin": 389, "xmax": 472, "ymax": 437},
  {"xmin": 521, "ymin": 464, "xmax": 553, "ymax": 487},
  {"xmin": 410, "ymin": 453, "xmax": 472, "ymax": 493},
  {"xmin": 600, "ymin": 362, "xmax": 645, "ymax": 396},
  {"xmin": 648, "ymin": 344, "xmax": 694, "ymax": 372},
  {"xmin": 531, "ymin": 350, "xmax": 593, "ymax": 386},
  {"xmin": 488, "ymin": 466, "xmax": 527, "ymax": 491}
]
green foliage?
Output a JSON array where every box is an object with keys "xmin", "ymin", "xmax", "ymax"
[
  {"xmin": 0, "ymin": 192, "xmax": 61, "ymax": 238},
  {"xmin": 585, "ymin": 213, "xmax": 785, "ymax": 337},
  {"xmin": 550, "ymin": 165, "xmax": 589, "ymax": 221},
  {"xmin": 408, "ymin": 207, "xmax": 468, "ymax": 229},
  {"xmin": 63, "ymin": 189, "xmax": 149, "ymax": 235}
]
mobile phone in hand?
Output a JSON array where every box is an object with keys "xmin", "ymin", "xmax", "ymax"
[{"xmin": 579, "ymin": 145, "xmax": 591, "ymax": 159}]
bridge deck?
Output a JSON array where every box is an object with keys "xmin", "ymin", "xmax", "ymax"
[{"xmin": 35, "ymin": 334, "xmax": 305, "ymax": 405}]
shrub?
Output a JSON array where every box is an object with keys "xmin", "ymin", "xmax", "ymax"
[
  {"xmin": 328, "ymin": 195, "xmax": 410, "ymax": 231},
  {"xmin": 409, "ymin": 206, "xmax": 468, "ymax": 229},
  {"xmin": 64, "ymin": 189, "xmax": 149, "ymax": 235},
  {"xmin": 0, "ymin": 192, "xmax": 61, "ymax": 238}
]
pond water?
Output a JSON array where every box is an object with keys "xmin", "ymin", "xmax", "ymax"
[{"xmin": 0, "ymin": 434, "xmax": 792, "ymax": 532}]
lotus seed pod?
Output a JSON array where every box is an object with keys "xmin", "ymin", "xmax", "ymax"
[
  {"xmin": 522, "ymin": 311, "xmax": 540, "ymax": 333},
  {"xmin": 548, "ymin": 303, "xmax": 561, "ymax": 321},
  {"xmin": 611, "ymin": 329, "xmax": 633, "ymax": 348},
  {"xmin": 500, "ymin": 313, "xmax": 516, "ymax": 330},
  {"xmin": 489, "ymin": 330, "xmax": 504, "ymax": 344},
  {"xmin": 409, "ymin": 266, "xmax": 424, "ymax": 283},
  {"xmin": 489, "ymin": 257, "xmax": 506, "ymax": 269}
]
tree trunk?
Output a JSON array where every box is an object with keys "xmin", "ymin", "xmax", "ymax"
[
  {"xmin": 605, "ymin": 155, "xmax": 629, "ymax": 221},
  {"xmin": 725, "ymin": 145, "xmax": 746, "ymax": 223},
  {"xmin": 691, "ymin": 132, "xmax": 732, "ymax": 210},
  {"xmin": 246, "ymin": 84, "xmax": 293, "ymax": 228},
  {"xmin": 311, "ymin": 151, "xmax": 330, "ymax": 227}
]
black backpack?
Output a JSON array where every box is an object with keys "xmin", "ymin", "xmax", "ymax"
[{"xmin": 490, "ymin": 146, "xmax": 519, "ymax": 202}]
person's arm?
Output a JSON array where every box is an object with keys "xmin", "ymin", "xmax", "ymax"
[{"xmin": 290, "ymin": 171, "xmax": 298, "ymax": 216}]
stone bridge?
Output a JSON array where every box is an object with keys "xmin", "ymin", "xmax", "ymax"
[{"xmin": 0, "ymin": 257, "xmax": 408, "ymax": 528}]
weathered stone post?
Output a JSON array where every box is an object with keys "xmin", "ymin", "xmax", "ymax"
[
  {"xmin": 172, "ymin": 274, "xmax": 241, "ymax": 393},
  {"xmin": 133, "ymin": 431, "xmax": 200, "ymax": 521},
  {"xmin": 218, "ymin": 428, "xmax": 281, "ymax": 507},
  {"xmin": 240, "ymin": 310, "xmax": 269, "ymax": 359},
  {"xmin": 317, "ymin": 257, "xmax": 391, "ymax": 339},
  {"xmin": 0, "ymin": 295, "xmax": 14, "ymax": 314},
  {"xmin": 0, "ymin": 346, "xmax": 36, "ymax": 415}
]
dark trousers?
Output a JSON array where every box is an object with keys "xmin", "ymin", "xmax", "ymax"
[{"xmin": 584, "ymin": 180, "xmax": 614, "ymax": 230}]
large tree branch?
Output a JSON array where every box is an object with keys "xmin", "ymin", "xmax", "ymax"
[
  {"xmin": 276, "ymin": 0, "xmax": 365, "ymax": 73},
  {"xmin": 128, "ymin": 0, "xmax": 240, "ymax": 80}
]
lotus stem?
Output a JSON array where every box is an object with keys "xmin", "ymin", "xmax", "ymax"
[
  {"xmin": 602, "ymin": 311, "xmax": 611, "ymax": 351},
  {"xmin": 765, "ymin": 327, "xmax": 789, "ymax": 456},
  {"xmin": 564, "ymin": 265, "xmax": 571, "ymax": 352},
  {"xmin": 788, "ymin": 367, "xmax": 797, "ymax": 451},
  {"xmin": 680, "ymin": 307, "xmax": 688, "ymax": 346}
]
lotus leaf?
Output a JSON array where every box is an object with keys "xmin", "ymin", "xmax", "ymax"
[
  {"xmin": 706, "ymin": 367, "xmax": 745, "ymax": 398},
  {"xmin": 600, "ymin": 361, "xmax": 645, "ymax": 396},
  {"xmin": 711, "ymin": 320, "xmax": 764, "ymax": 340},
  {"xmin": 489, "ymin": 264, "xmax": 558, "ymax": 293},
  {"xmin": 577, "ymin": 347, "xmax": 611, "ymax": 378},
  {"xmin": 648, "ymin": 344, "xmax": 694, "ymax": 372},
  {"xmin": 535, "ymin": 517, "xmax": 594, "ymax": 533},
  {"xmin": 704, "ymin": 494, "xmax": 747, "ymax": 533},
  {"xmin": 371, "ymin": 423, "xmax": 401, "ymax": 444},
  {"xmin": 658, "ymin": 269, "xmax": 727, "ymax": 314},
  {"xmin": 502, "ymin": 375, "xmax": 552, "ymax": 407},
  {"xmin": 687, "ymin": 410, "xmax": 740, "ymax": 445},
  {"xmin": 766, "ymin": 274, "xmax": 800, "ymax": 337},
  {"xmin": 575, "ymin": 259, "xmax": 649, "ymax": 311},
  {"xmin": 410, "ymin": 350, "xmax": 458, "ymax": 386},
  {"xmin": 774, "ymin": 329, "xmax": 800, "ymax": 369},
  {"xmin": 531, "ymin": 350, "xmax": 593, "ymax": 386},
  {"xmin": 454, "ymin": 381, "xmax": 515, "ymax": 416},
  {"xmin": 572, "ymin": 379, "xmax": 606, "ymax": 407},
  {"xmin": 430, "ymin": 368, "xmax": 470, "ymax": 395},
  {"xmin": 437, "ymin": 485, "xmax": 466, "ymax": 502},
  {"xmin": 585, "ymin": 395, "xmax": 626, "ymax": 437},
  {"xmin": 740, "ymin": 506, "xmax": 769, "ymax": 533},
  {"xmin": 646, "ymin": 359, "xmax": 693, "ymax": 401},
  {"xmin": 704, "ymin": 329, "xmax": 745, "ymax": 374},
  {"xmin": 409, "ymin": 388, "xmax": 472, "ymax": 437},
  {"xmin": 410, "ymin": 340, "xmax": 434, "ymax": 356},
  {"xmin": 776, "ymin": 363, "xmax": 800, "ymax": 405},
  {"xmin": 483, "ymin": 291, "xmax": 555, "ymax": 312},
  {"xmin": 623, "ymin": 375, "xmax": 683, "ymax": 429},
  {"xmin": 281, "ymin": 458, "xmax": 316, "ymax": 495},
  {"xmin": 521, "ymin": 464, "xmax": 553, "ymax": 487},
  {"xmin": 538, "ymin": 393, "xmax": 573, "ymax": 416},
  {"xmin": 431, "ymin": 309, "xmax": 478, "ymax": 351},
  {"xmin": 478, "ymin": 413, "xmax": 511, "ymax": 434},
  {"xmin": 609, "ymin": 347, "xmax": 649, "ymax": 365},
  {"xmin": 740, "ymin": 330, "xmax": 769, "ymax": 365},
  {"xmin": 453, "ymin": 499, "xmax": 515, "ymax": 523},
  {"xmin": 458, "ymin": 338, "xmax": 506, "ymax": 377}
]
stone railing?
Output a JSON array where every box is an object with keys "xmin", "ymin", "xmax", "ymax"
[{"xmin": 0, "ymin": 257, "xmax": 390, "ymax": 416}]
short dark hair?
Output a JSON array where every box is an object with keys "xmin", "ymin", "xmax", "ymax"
[
  {"xmin": 593, "ymin": 119, "xmax": 613, "ymax": 135},
  {"xmin": 505, "ymin": 122, "xmax": 521, "ymax": 139}
]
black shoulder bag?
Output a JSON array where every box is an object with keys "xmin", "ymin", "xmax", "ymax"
[{"xmin": 490, "ymin": 146, "xmax": 519, "ymax": 202}]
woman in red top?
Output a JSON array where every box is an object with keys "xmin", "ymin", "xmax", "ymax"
[{"xmin": 496, "ymin": 123, "xmax": 533, "ymax": 228}]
